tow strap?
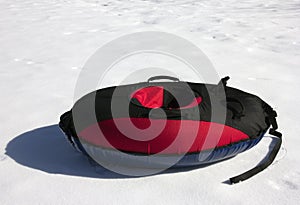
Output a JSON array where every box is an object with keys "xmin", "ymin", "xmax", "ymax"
[{"xmin": 230, "ymin": 107, "xmax": 282, "ymax": 184}]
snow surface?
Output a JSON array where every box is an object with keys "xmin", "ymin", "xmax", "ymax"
[{"xmin": 1, "ymin": 0, "xmax": 300, "ymax": 204}]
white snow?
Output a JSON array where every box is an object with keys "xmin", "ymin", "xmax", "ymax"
[{"xmin": 1, "ymin": 0, "xmax": 300, "ymax": 204}]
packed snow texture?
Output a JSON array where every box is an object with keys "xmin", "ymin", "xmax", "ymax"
[{"xmin": 0, "ymin": 0, "xmax": 300, "ymax": 204}]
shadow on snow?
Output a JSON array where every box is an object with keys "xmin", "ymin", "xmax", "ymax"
[{"xmin": 5, "ymin": 124, "xmax": 216, "ymax": 179}]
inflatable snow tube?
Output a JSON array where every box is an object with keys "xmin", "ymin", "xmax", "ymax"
[{"xmin": 59, "ymin": 76, "xmax": 282, "ymax": 183}]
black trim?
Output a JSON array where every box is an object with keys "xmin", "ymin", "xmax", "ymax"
[
  {"xmin": 59, "ymin": 110, "xmax": 76, "ymax": 147},
  {"xmin": 219, "ymin": 76, "xmax": 230, "ymax": 86}
]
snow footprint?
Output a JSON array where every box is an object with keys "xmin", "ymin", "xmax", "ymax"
[
  {"xmin": 247, "ymin": 77, "xmax": 271, "ymax": 81},
  {"xmin": 14, "ymin": 58, "xmax": 36, "ymax": 65},
  {"xmin": 282, "ymin": 180, "xmax": 298, "ymax": 190},
  {"xmin": 71, "ymin": 66, "xmax": 80, "ymax": 70},
  {"xmin": 63, "ymin": 31, "xmax": 73, "ymax": 35},
  {"xmin": 26, "ymin": 60, "xmax": 34, "ymax": 65},
  {"xmin": 267, "ymin": 179, "xmax": 280, "ymax": 190},
  {"xmin": 87, "ymin": 29, "xmax": 99, "ymax": 33},
  {"xmin": 281, "ymin": 172, "xmax": 300, "ymax": 190},
  {"xmin": 0, "ymin": 154, "xmax": 7, "ymax": 162}
]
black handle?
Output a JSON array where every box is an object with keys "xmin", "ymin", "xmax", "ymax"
[{"xmin": 147, "ymin": 75, "xmax": 180, "ymax": 83}]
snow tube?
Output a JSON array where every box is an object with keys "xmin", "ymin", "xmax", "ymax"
[{"xmin": 59, "ymin": 76, "xmax": 282, "ymax": 183}]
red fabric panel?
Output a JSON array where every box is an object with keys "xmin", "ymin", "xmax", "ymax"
[
  {"xmin": 131, "ymin": 86, "xmax": 202, "ymax": 109},
  {"xmin": 174, "ymin": 97, "xmax": 202, "ymax": 109},
  {"xmin": 79, "ymin": 118, "xmax": 249, "ymax": 154},
  {"xmin": 131, "ymin": 86, "xmax": 164, "ymax": 108}
]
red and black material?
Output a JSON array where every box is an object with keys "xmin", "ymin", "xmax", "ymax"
[{"xmin": 59, "ymin": 76, "xmax": 282, "ymax": 184}]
